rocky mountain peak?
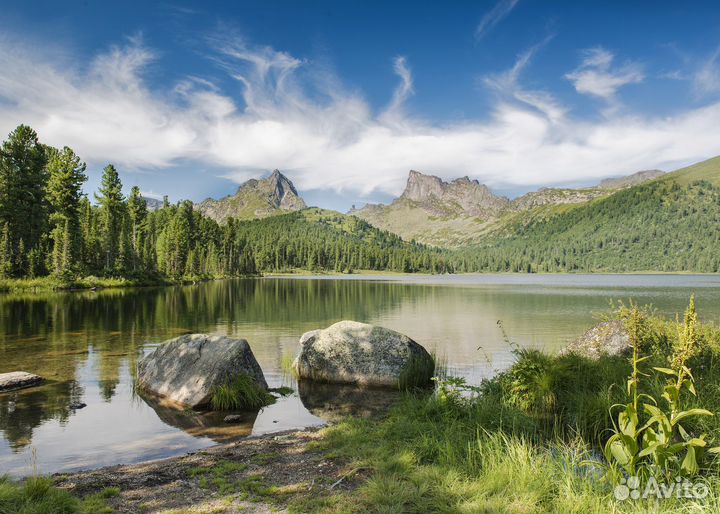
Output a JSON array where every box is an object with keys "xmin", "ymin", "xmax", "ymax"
[
  {"xmin": 399, "ymin": 170, "xmax": 508, "ymax": 217},
  {"xmin": 196, "ymin": 169, "xmax": 306, "ymax": 222}
]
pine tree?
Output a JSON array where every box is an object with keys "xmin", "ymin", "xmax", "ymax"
[
  {"xmin": 95, "ymin": 164, "xmax": 125, "ymax": 272},
  {"xmin": 46, "ymin": 146, "xmax": 87, "ymax": 275},
  {"xmin": 0, "ymin": 125, "xmax": 48, "ymax": 276},
  {"xmin": 127, "ymin": 186, "xmax": 148, "ymax": 271}
]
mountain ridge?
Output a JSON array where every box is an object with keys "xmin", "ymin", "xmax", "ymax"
[
  {"xmin": 350, "ymin": 167, "xmax": 669, "ymax": 247},
  {"xmin": 196, "ymin": 169, "xmax": 306, "ymax": 222}
]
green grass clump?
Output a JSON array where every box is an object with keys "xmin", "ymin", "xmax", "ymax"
[
  {"xmin": 210, "ymin": 374, "xmax": 275, "ymax": 411},
  {"xmin": 398, "ymin": 352, "xmax": 436, "ymax": 390},
  {"xmin": 269, "ymin": 386, "xmax": 294, "ymax": 396},
  {"xmin": 0, "ymin": 475, "xmax": 112, "ymax": 514}
]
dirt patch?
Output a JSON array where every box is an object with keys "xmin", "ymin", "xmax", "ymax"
[{"xmin": 53, "ymin": 428, "xmax": 361, "ymax": 514}]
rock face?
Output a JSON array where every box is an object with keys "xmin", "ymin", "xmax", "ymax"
[
  {"xmin": 196, "ymin": 169, "xmax": 306, "ymax": 222},
  {"xmin": 561, "ymin": 320, "xmax": 630, "ymax": 359},
  {"xmin": 350, "ymin": 167, "xmax": 667, "ymax": 248},
  {"xmin": 292, "ymin": 321, "xmax": 434, "ymax": 388},
  {"xmin": 0, "ymin": 371, "xmax": 44, "ymax": 392},
  {"xmin": 400, "ymin": 170, "xmax": 509, "ymax": 217},
  {"xmin": 598, "ymin": 170, "xmax": 665, "ymax": 190},
  {"xmin": 137, "ymin": 334, "xmax": 268, "ymax": 409}
]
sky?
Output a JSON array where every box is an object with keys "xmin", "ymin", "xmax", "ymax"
[{"xmin": 1, "ymin": 0, "xmax": 720, "ymax": 211}]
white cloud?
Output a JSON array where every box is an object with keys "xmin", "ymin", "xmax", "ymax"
[
  {"xmin": 693, "ymin": 47, "xmax": 720, "ymax": 97},
  {"xmin": 475, "ymin": 0, "xmax": 520, "ymax": 40},
  {"xmin": 482, "ymin": 35, "xmax": 566, "ymax": 122},
  {"xmin": 565, "ymin": 47, "xmax": 644, "ymax": 100},
  {"xmin": 0, "ymin": 35, "xmax": 719, "ymax": 201}
]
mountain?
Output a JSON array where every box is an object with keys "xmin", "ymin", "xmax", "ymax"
[
  {"xmin": 141, "ymin": 196, "xmax": 164, "ymax": 211},
  {"xmin": 351, "ymin": 168, "xmax": 669, "ymax": 247},
  {"xmin": 349, "ymin": 171, "xmax": 512, "ymax": 247},
  {"xmin": 465, "ymin": 158, "xmax": 720, "ymax": 272},
  {"xmin": 196, "ymin": 170, "xmax": 306, "ymax": 222},
  {"xmin": 598, "ymin": 169, "xmax": 665, "ymax": 189}
]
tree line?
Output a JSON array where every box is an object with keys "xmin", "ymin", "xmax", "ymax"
[{"xmin": 0, "ymin": 125, "xmax": 452, "ymax": 281}]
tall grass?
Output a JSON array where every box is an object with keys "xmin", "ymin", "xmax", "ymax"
[
  {"xmin": 398, "ymin": 352, "xmax": 437, "ymax": 390},
  {"xmin": 0, "ymin": 475, "xmax": 113, "ymax": 514},
  {"xmin": 210, "ymin": 374, "xmax": 275, "ymax": 411},
  {"xmin": 289, "ymin": 298, "xmax": 720, "ymax": 513}
]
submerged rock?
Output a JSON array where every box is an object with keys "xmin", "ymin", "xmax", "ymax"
[
  {"xmin": 0, "ymin": 371, "xmax": 44, "ymax": 392},
  {"xmin": 292, "ymin": 320, "xmax": 434, "ymax": 388},
  {"xmin": 137, "ymin": 334, "xmax": 268, "ymax": 409},
  {"xmin": 561, "ymin": 320, "xmax": 630, "ymax": 359}
]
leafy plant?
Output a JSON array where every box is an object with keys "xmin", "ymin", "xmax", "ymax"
[
  {"xmin": 604, "ymin": 297, "xmax": 719, "ymax": 481},
  {"xmin": 432, "ymin": 376, "xmax": 481, "ymax": 407}
]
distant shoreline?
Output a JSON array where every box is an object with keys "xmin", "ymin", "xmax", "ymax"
[{"xmin": 1, "ymin": 269, "xmax": 718, "ymax": 295}]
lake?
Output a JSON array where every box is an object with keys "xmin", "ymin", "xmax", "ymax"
[{"xmin": 2, "ymin": 274, "xmax": 720, "ymax": 476}]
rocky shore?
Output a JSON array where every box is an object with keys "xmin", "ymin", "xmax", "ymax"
[{"xmin": 54, "ymin": 427, "xmax": 358, "ymax": 514}]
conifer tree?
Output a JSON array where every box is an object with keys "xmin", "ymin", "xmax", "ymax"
[
  {"xmin": 46, "ymin": 146, "xmax": 87, "ymax": 275},
  {"xmin": 95, "ymin": 164, "xmax": 125, "ymax": 271},
  {"xmin": 0, "ymin": 125, "xmax": 48, "ymax": 275}
]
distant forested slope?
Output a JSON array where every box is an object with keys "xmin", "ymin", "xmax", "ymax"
[{"xmin": 461, "ymin": 179, "xmax": 720, "ymax": 272}]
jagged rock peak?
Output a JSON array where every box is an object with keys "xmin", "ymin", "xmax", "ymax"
[
  {"xmin": 196, "ymin": 169, "xmax": 306, "ymax": 222},
  {"xmin": 399, "ymin": 170, "xmax": 509, "ymax": 217}
]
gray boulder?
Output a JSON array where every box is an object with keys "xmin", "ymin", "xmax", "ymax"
[
  {"xmin": 292, "ymin": 321, "xmax": 434, "ymax": 388},
  {"xmin": 561, "ymin": 320, "xmax": 630, "ymax": 359},
  {"xmin": 0, "ymin": 371, "xmax": 44, "ymax": 392},
  {"xmin": 137, "ymin": 334, "xmax": 268, "ymax": 409}
]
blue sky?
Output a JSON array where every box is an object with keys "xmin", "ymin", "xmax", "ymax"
[{"xmin": 1, "ymin": 0, "xmax": 720, "ymax": 211}]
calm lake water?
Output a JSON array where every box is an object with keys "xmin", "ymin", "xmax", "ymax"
[{"xmin": 2, "ymin": 274, "xmax": 720, "ymax": 476}]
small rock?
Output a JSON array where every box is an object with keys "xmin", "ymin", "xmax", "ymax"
[
  {"xmin": 69, "ymin": 402, "xmax": 87, "ymax": 410},
  {"xmin": 223, "ymin": 415, "xmax": 244, "ymax": 423},
  {"xmin": 561, "ymin": 320, "xmax": 630, "ymax": 359},
  {"xmin": 0, "ymin": 371, "xmax": 44, "ymax": 392}
]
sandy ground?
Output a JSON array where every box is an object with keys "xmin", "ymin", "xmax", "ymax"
[{"xmin": 54, "ymin": 427, "xmax": 361, "ymax": 514}]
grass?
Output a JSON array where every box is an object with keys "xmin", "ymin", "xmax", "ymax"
[
  {"xmin": 210, "ymin": 374, "xmax": 276, "ymax": 411},
  {"xmin": 0, "ymin": 475, "xmax": 112, "ymax": 514},
  {"xmin": 285, "ymin": 300, "xmax": 720, "ymax": 513},
  {"xmin": 398, "ymin": 352, "xmax": 436, "ymax": 390},
  {"xmin": 0, "ymin": 274, "xmax": 171, "ymax": 293}
]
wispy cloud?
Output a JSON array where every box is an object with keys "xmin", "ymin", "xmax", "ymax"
[
  {"xmin": 482, "ymin": 35, "xmax": 566, "ymax": 122},
  {"xmin": 0, "ymin": 35, "xmax": 719, "ymax": 200},
  {"xmin": 693, "ymin": 47, "xmax": 720, "ymax": 97},
  {"xmin": 475, "ymin": 0, "xmax": 520, "ymax": 40},
  {"xmin": 565, "ymin": 47, "xmax": 644, "ymax": 101}
]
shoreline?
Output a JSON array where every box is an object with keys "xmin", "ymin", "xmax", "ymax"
[
  {"xmin": 53, "ymin": 426, "xmax": 355, "ymax": 514},
  {"xmin": 1, "ymin": 269, "xmax": 718, "ymax": 295}
]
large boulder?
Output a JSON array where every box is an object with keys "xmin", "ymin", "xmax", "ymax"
[
  {"xmin": 292, "ymin": 321, "xmax": 434, "ymax": 388},
  {"xmin": 0, "ymin": 371, "xmax": 43, "ymax": 392},
  {"xmin": 561, "ymin": 320, "xmax": 630, "ymax": 359},
  {"xmin": 137, "ymin": 334, "xmax": 268, "ymax": 409}
]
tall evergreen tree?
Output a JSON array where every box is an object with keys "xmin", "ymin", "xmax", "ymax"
[
  {"xmin": 127, "ymin": 186, "xmax": 148, "ymax": 271},
  {"xmin": 95, "ymin": 164, "xmax": 125, "ymax": 271},
  {"xmin": 0, "ymin": 125, "xmax": 48, "ymax": 275},
  {"xmin": 46, "ymin": 146, "xmax": 87, "ymax": 275}
]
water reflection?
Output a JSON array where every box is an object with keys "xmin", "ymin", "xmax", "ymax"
[
  {"xmin": 140, "ymin": 396, "xmax": 257, "ymax": 443},
  {"xmin": 297, "ymin": 380, "xmax": 402, "ymax": 423},
  {"xmin": 1, "ymin": 275, "xmax": 719, "ymax": 475}
]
